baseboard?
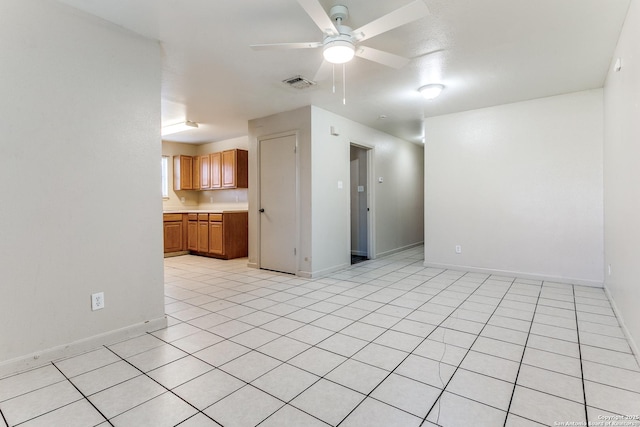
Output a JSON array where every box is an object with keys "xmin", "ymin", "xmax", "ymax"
[
  {"xmin": 350, "ymin": 250, "xmax": 368, "ymax": 257},
  {"xmin": 422, "ymin": 261, "xmax": 603, "ymax": 288},
  {"xmin": 163, "ymin": 251, "xmax": 189, "ymax": 258},
  {"xmin": 0, "ymin": 316, "xmax": 167, "ymax": 378},
  {"xmin": 376, "ymin": 241, "xmax": 424, "ymax": 258},
  {"xmin": 298, "ymin": 262, "xmax": 351, "ymax": 279},
  {"xmin": 604, "ymin": 286, "xmax": 640, "ymax": 368},
  {"xmin": 247, "ymin": 261, "xmax": 258, "ymax": 269}
]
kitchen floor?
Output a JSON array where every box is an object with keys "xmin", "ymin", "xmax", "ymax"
[{"xmin": 1, "ymin": 247, "xmax": 639, "ymax": 427}]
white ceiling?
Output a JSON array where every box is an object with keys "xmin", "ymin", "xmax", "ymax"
[{"xmin": 57, "ymin": 0, "xmax": 630, "ymax": 144}]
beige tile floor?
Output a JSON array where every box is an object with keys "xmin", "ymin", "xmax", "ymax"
[{"xmin": 1, "ymin": 246, "xmax": 640, "ymax": 426}]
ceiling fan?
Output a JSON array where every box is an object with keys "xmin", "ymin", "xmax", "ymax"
[{"xmin": 250, "ymin": 0, "xmax": 430, "ymax": 72}]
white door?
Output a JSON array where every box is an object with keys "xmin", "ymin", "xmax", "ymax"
[
  {"xmin": 350, "ymin": 145, "xmax": 369, "ymax": 258},
  {"xmin": 259, "ymin": 134, "xmax": 297, "ymax": 274}
]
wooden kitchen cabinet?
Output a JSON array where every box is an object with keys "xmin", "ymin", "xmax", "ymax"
[
  {"xmin": 164, "ymin": 211, "xmax": 247, "ymax": 259},
  {"xmin": 222, "ymin": 149, "xmax": 248, "ymax": 189},
  {"xmin": 173, "ymin": 155, "xmax": 193, "ymax": 190},
  {"xmin": 210, "ymin": 152, "xmax": 222, "ymax": 189},
  {"xmin": 192, "ymin": 156, "xmax": 201, "ymax": 190},
  {"xmin": 163, "ymin": 213, "xmax": 186, "ymax": 253},
  {"xmin": 209, "ymin": 217, "xmax": 224, "ymax": 255},
  {"xmin": 173, "ymin": 149, "xmax": 246, "ymax": 192},
  {"xmin": 187, "ymin": 214, "xmax": 198, "ymax": 251},
  {"xmin": 216, "ymin": 211, "xmax": 248, "ymax": 259},
  {"xmin": 200, "ymin": 155, "xmax": 211, "ymax": 189},
  {"xmin": 197, "ymin": 213, "xmax": 209, "ymax": 253}
]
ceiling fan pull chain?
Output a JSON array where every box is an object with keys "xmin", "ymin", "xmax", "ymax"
[
  {"xmin": 343, "ymin": 63, "xmax": 346, "ymax": 105},
  {"xmin": 332, "ymin": 64, "xmax": 336, "ymax": 93}
]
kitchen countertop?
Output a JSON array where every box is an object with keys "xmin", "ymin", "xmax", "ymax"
[{"xmin": 163, "ymin": 209, "xmax": 248, "ymax": 214}]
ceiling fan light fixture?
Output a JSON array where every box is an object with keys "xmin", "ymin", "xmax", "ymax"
[
  {"xmin": 161, "ymin": 120, "xmax": 198, "ymax": 136},
  {"xmin": 323, "ymin": 39, "xmax": 355, "ymax": 64},
  {"xmin": 419, "ymin": 84, "xmax": 445, "ymax": 100}
]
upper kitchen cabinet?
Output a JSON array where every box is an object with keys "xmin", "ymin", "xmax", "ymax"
[
  {"xmin": 199, "ymin": 154, "xmax": 211, "ymax": 190},
  {"xmin": 210, "ymin": 152, "xmax": 222, "ymax": 189},
  {"xmin": 222, "ymin": 149, "xmax": 248, "ymax": 189},
  {"xmin": 193, "ymin": 156, "xmax": 201, "ymax": 190},
  {"xmin": 173, "ymin": 155, "xmax": 193, "ymax": 190},
  {"xmin": 172, "ymin": 149, "xmax": 247, "ymax": 192}
]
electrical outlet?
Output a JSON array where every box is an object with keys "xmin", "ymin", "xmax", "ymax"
[
  {"xmin": 455, "ymin": 245, "xmax": 462, "ymax": 254},
  {"xmin": 91, "ymin": 292, "xmax": 105, "ymax": 311}
]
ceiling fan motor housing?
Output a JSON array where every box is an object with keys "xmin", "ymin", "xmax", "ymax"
[{"xmin": 329, "ymin": 5, "xmax": 349, "ymax": 23}]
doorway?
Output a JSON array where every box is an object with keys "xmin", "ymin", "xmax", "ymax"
[
  {"xmin": 258, "ymin": 133, "xmax": 298, "ymax": 274},
  {"xmin": 350, "ymin": 144, "xmax": 370, "ymax": 264}
]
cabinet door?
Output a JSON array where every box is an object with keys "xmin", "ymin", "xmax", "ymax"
[
  {"xmin": 197, "ymin": 220, "xmax": 209, "ymax": 252},
  {"xmin": 221, "ymin": 149, "xmax": 248, "ymax": 189},
  {"xmin": 200, "ymin": 155, "xmax": 211, "ymax": 189},
  {"xmin": 222, "ymin": 150, "xmax": 236, "ymax": 188},
  {"xmin": 209, "ymin": 222, "xmax": 224, "ymax": 255},
  {"xmin": 163, "ymin": 222, "xmax": 183, "ymax": 253},
  {"xmin": 210, "ymin": 152, "xmax": 221, "ymax": 189},
  {"xmin": 173, "ymin": 155, "xmax": 193, "ymax": 190},
  {"xmin": 193, "ymin": 156, "xmax": 201, "ymax": 190},
  {"xmin": 187, "ymin": 221, "xmax": 198, "ymax": 251}
]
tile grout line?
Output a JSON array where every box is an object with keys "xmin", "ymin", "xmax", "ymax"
[
  {"xmin": 100, "ymin": 346, "xmax": 221, "ymax": 426},
  {"xmin": 333, "ymin": 270, "xmax": 487, "ymax": 426},
  {"xmin": 147, "ymin": 261, "xmax": 438, "ymax": 426},
  {"xmin": 333, "ymin": 272, "xmax": 498, "ymax": 425},
  {"xmin": 573, "ymin": 284, "xmax": 590, "ymax": 425},
  {"xmin": 0, "ymin": 407, "xmax": 7, "ymax": 426},
  {"xmin": 194, "ymin": 267, "xmax": 461, "ymax": 425},
  {"xmin": 50, "ymin": 361, "xmax": 115, "ymax": 427},
  {"xmin": 418, "ymin": 276, "xmax": 518, "ymax": 427},
  {"xmin": 185, "ymin": 267, "xmax": 458, "ymax": 426},
  {"xmin": 162, "ymin": 255, "xmax": 634, "ymax": 426},
  {"xmin": 501, "ymin": 280, "xmax": 543, "ymax": 427}
]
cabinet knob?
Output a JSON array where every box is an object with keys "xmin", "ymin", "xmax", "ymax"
[{"xmin": 259, "ymin": 208, "xmax": 265, "ymax": 213}]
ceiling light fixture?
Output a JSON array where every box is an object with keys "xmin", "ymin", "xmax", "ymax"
[
  {"xmin": 419, "ymin": 84, "xmax": 445, "ymax": 100},
  {"xmin": 161, "ymin": 121, "xmax": 198, "ymax": 136},
  {"xmin": 323, "ymin": 39, "xmax": 355, "ymax": 64}
]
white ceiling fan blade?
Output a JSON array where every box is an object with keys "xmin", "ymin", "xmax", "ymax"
[
  {"xmin": 356, "ymin": 46, "xmax": 410, "ymax": 69},
  {"xmin": 353, "ymin": 0, "xmax": 430, "ymax": 42},
  {"xmin": 250, "ymin": 42, "xmax": 322, "ymax": 50},
  {"xmin": 297, "ymin": 0, "xmax": 339, "ymax": 36},
  {"xmin": 313, "ymin": 60, "xmax": 333, "ymax": 81}
]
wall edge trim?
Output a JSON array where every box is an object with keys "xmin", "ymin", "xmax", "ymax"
[
  {"xmin": 422, "ymin": 261, "xmax": 603, "ymax": 288},
  {"xmin": 604, "ymin": 285, "xmax": 640, "ymax": 368},
  {"xmin": 377, "ymin": 242, "xmax": 424, "ymax": 259},
  {"xmin": 0, "ymin": 316, "xmax": 167, "ymax": 378}
]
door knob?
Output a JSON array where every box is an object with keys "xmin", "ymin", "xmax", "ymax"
[{"xmin": 259, "ymin": 208, "xmax": 265, "ymax": 213}]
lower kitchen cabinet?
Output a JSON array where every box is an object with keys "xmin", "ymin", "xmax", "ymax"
[
  {"xmin": 163, "ymin": 213, "xmax": 187, "ymax": 253},
  {"xmin": 209, "ymin": 220, "xmax": 224, "ymax": 255},
  {"xmin": 187, "ymin": 214, "xmax": 198, "ymax": 251},
  {"xmin": 197, "ymin": 214, "xmax": 209, "ymax": 253},
  {"xmin": 167, "ymin": 211, "xmax": 247, "ymax": 259}
]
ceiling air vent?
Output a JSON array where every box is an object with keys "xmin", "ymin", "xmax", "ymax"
[{"xmin": 282, "ymin": 75, "xmax": 316, "ymax": 89}]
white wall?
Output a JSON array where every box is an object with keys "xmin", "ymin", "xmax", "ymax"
[
  {"xmin": 311, "ymin": 107, "xmax": 425, "ymax": 275},
  {"xmin": 424, "ymin": 90, "xmax": 604, "ymax": 285},
  {"xmin": 248, "ymin": 107, "xmax": 313, "ymax": 274},
  {"xmin": 603, "ymin": 0, "xmax": 640, "ymax": 353},
  {"xmin": 248, "ymin": 106, "xmax": 424, "ymax": 277},
  {"xmin": 0, "ymin": 0, "xmax": 165, "ymax": 373}
]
